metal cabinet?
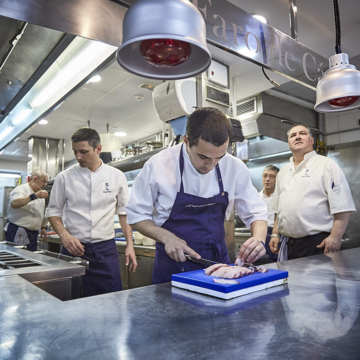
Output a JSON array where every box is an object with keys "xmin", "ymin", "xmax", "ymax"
[{"xmin": 117, "ymin": 244, "xmax": 155, "ymax": 289}]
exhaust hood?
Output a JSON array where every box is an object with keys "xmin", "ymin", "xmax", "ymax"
[{"xmin": 235, "ymin": 92, "xmax": 317, "ymax": 142}]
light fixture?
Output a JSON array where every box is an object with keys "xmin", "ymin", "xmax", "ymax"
[
  {"xmin": 315, "ymin": 0, "xmax": 360, "ymax": 112},
  {"xmin": 252, "ymin": 14, "xmax": 267, "ymax": 24},
  {"xmin": 134, "ymin": 94, "xmax": 144, "ymax": 102},
  {"xmin": 29, "ymin": 40, "xmax": 115, "ymax": 109},
  {"xmin": 0, "ymin": 126, "xmax": 14, "ymax": 141},
  {"xmin": 86, "ymin": 74, "xmax": 102, "ymax": 84},
  {"xmin": 38, "ymin": 119, "xmax": 48, "ymax": 125},
  {"xmin": 116, "ymin": 0, "xmax": 211, "ymax": 79},
  {"xmin": 0, "ymin": 173, "xmax": 21, "ymax": 178},
  {"xmin": 114, "ymin": 131, "xmax": 127, "ymax": 137},
  {"xmin": 11, "ymin": 108, "xmax": 31, "ymax": 126}
]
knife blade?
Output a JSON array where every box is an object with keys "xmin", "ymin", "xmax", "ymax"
[{"xmin": 185, "ymin": 254, "xmax": 219, "ymax": 268}]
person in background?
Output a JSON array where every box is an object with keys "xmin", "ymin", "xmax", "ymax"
[
  {"xmin": 126, "ymin": 107, "xmax": 268, "ymax": 283},
  {"xmin": 6, "ymin": 169, "xmax": 48, "ymax": 251},
  {"xmin": 46, "ymin": 128, "xmax": 137, "ymax": 297},
  {"xmin": 259, "ymin": 164, "xmax": 279, "ymax": 261},
  {"xmin": 269, "ymin": 124, "xmax": 356, "ymax": 261}
]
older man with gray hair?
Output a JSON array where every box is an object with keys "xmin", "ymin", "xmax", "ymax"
[{"xmin": 6, "ymin": 169, "xmax": 48, "ymax": 251}]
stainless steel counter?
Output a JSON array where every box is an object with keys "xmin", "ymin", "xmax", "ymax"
[
  {"xmin": 0, "ymin": 243, "xmax": 85, "ymax": 282},
  {"xmin": 1, "ymin": 247, "xmax": 360, "ymax": 360}
]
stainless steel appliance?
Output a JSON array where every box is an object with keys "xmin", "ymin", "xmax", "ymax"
[
  {"xmin": 0, "ymin": 242, "xmax": 86, "ymax": 300},
  {"xmin": 0, "ymin": 186, "xmax": 14, "ymax": 241}
]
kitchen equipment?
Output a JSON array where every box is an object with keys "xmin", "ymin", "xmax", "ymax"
[
  {"xmin": 0, "ymin": 242, "xmax": 85, "ymax": 300},
  {"xmin": 171, "ymin": 268, "xmax": 288, "ymax": 300}
]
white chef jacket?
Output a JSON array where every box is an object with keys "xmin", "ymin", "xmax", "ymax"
[
  {"xmin": 126, "ymin": 144, "xmax": 267, "ymax": 228},
  {"xmin": 7, "ymin": 183, "xmax": 46, "ymax": 231},
  {"xmin": 46, "ymin": 162, "xmax": 129, "ymax": 243},
  {"xmin": 273, "ymin": 151, "xmax": 356, "ymax": 238},
  {"xmin": 258, "ymin": 190, "xmax": 276, "ymax": 227}
]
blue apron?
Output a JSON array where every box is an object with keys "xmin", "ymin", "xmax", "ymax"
[
  {"xmin": 62, "ymin": 239, "xmax": 122, "ymax": 297},
  {"xmin": 152, "ymin": 144, "xmax": 230, "ymax": 284}
]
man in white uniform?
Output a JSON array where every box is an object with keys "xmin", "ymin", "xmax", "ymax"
[
  {"xmin": 6, "ymin": 169, "xmax": 48, "ymax": 251},
  {"xmin": 258, "ymin": 165, "xmax": 279, "ymax": 261},
  {"xmin": 270, "ymin": 124, "xmax": 356, "ymax": 260},
  {"xmin": 127, "ymin": 107, "xmax": 268, "ymax": 283},
  {"xmin": 47, "ymin": 128, "xmax": 137, "ymax": 297}
]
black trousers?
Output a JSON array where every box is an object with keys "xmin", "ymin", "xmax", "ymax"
[
  {"xmin": 5, "ymin": 222, "xmax": 38, "ymax": 251},
  {"xmin": 287, "ymin": 232, "xmax": 331, "ymax": 260}
]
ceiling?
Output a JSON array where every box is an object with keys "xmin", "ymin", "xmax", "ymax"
[{"xmin": 0, "ymin": 0, "xmax": 360, "ymax": 163}]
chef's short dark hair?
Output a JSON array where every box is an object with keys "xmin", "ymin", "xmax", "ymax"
[
  {"xmin": 186, "ymin": 107, "xmax": 231, "ymax": 147},
  {"xmin": 71, "ymin": 128, "xmax": 101, "ymax": 149},
  {"xmin": 286, "ymin": 124, "xmax": 313, "ymax": 138}
]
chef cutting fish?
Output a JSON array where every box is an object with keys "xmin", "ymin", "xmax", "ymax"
[{"xmin": 126, "ymin": 107, "xmax": 268, "ymax": 283}]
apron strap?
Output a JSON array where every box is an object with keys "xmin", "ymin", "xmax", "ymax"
[
  {"xmin": 179, "ymin": 144, "xmax": 185, "ymax": 193},
  {"xmin": 179, "ymin": 144, "xmax": 224, "ymax": 194}
]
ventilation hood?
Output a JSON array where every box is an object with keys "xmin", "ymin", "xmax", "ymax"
[{"xmin": 235, "ymin": 92, "xmax": 317, "ymax": 142}]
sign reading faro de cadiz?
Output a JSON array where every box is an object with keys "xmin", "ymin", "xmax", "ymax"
[{"xmin": 191, "ymin": 0, "xmax": 328, "ymax": 89}]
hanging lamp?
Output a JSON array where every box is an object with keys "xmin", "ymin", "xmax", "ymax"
[
  {"xmin": 116, "ymin": 0, "xmax": 211, "ymax": 80},
  {"xmin": 315, "ymin": 0, "xmax": 360, "ymax": 112}
]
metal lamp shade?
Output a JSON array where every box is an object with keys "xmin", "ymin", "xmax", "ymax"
[
  {"xmin": 116, "ymin": 0, "xmax": 211, "ymax": 80},
  {"xmin": 315, "ymin": 53, "xmax": 360, "ymax": 112}
]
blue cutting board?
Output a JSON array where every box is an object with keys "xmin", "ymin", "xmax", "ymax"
[{"xmin": 171, "ymin": 268, "xmax": 288, "ymax": 300}]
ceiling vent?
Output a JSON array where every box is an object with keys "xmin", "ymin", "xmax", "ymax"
[{"xmin": 236, "ymin": 93, "xmax": 317, "ymax": 141}]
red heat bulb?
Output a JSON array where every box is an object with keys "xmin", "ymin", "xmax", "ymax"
[
  {"xmin": 328, "ymin": 96, "xmax": 359, "ymax": 108},
  {"xmin": 140, "ymin": 39, "xmax": 191, "ymax": 67}
]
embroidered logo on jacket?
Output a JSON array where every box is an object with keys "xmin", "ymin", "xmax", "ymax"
[{"xmin": 103, "ymin": 182, "xmax": 112, "ymax": 193}]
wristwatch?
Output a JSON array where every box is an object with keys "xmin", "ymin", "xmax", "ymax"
[{"xmin": 29, "ymin": 193, "xmax": 37, "ymax": 201}]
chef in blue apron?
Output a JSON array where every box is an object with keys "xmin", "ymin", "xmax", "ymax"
[
  {"xmin": 47, "ymin": 128, "xmax": 138, "ymax": 297},
  {"xmin": 127, "ymin": 108, "xmax": 268, "ymax": 283}
]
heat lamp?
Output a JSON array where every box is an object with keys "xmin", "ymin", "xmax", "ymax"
[
  {"xmin": 116, "ymin": 0, "xmax": 211, "ymax": 80},
  {"xmin": 315, "ymin": 0, "xmax": 360, "ymax": 112}
]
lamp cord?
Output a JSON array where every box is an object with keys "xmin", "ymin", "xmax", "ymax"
[
  {"xmin": 261, "ymin": 66, "xmax": 280, "ymax": 87},
  {"xmin": 333, "ymin": 0, "xmax": 341, "ymax": 53}
]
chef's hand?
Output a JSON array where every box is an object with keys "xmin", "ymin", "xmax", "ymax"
[
  {"xmin": 164, "ymin": 235, "xmax": 201, "ymax": 262},
  {"xmin": 40, "ymin": 228, "xmax": 48, "ymax": 240},
  {"xmin": 237, "ymin": 237, "xmax": 266, "ymax": 264},
  {"xmin": 61, "ymin": 233, "xmax": 84, "ymax": 256},
  {"xmin": 125, "ymin": 245, "xmax": 138, "ymax": 272},
  {"xmin": 317, "ymin": 235, "xmax": 342, "ymax": 254},
  {"xmin": 269, "ymin": 235, "xmax": 280, "ymax": 254},
  {"xmin": 36, "ymin": 190, "xmax": 48, "ymax": 199}
]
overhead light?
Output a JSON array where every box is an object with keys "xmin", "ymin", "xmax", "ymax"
[
  {"xmin": 134, "ymin": 94, "xmax": 144, "ymax": 102},
  {"xmin": 116, "ymin": 0, "xmax": 211, "ymax": 79},
  {"xmin": 114, "ymin": 131, "xmax": 127, "ymax": 137},
  {"xmin": 315, "ymin": 0, "xmax": 360, "ymax": 112},
  {"xmin": 139, "ymin": 83, "xmax": 156, "ymax": 91},
  {"xmin": 87, "ymin": 74, "xmax": 102, "ymax": 84},
  {"xmin": 315, "ymin": 53, "xmax": 360, "ymax": 112},
  {"xmin": 0, "ymin": 173, "xmax": 21, "ymax": 178},
  {"xmin": 38, "ymin": 119, "xmax": 48, "ymax": 125},
  {"xmin": 11, "ymin": 108, "xmax": 31, "ymax": 126},
  {"xmin": 29, "ymin": 40, "xmax": 116, "ymax": 109},
  {"xmin": 0, "ymin": 126, "xmax": 14, "ymax": 141},
  {"xmin": 252, "ymin": 14, "xmax": 267, "ymax": 24}
]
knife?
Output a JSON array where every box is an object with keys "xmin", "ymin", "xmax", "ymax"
[{"xmin": 185, "ymin": 254, "xmax": 219, "ymax": 268}]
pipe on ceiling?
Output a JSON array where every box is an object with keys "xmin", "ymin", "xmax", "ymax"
[{"xmin": 0, "ymin": 22, "xmax": 28, "ymax": 73}]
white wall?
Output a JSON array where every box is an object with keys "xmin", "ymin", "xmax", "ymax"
[{"xmin": 325, "ymin": 109, "xmax": 360, "ymax": 145}]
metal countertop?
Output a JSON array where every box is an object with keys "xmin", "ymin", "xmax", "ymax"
[
  {"xmin": 0, "ymin": 243, "xmax": 85, "ymax": 282},
  {"xmin": 1, "ymin": 248, "xmax": 360, "ymax": 360}
]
